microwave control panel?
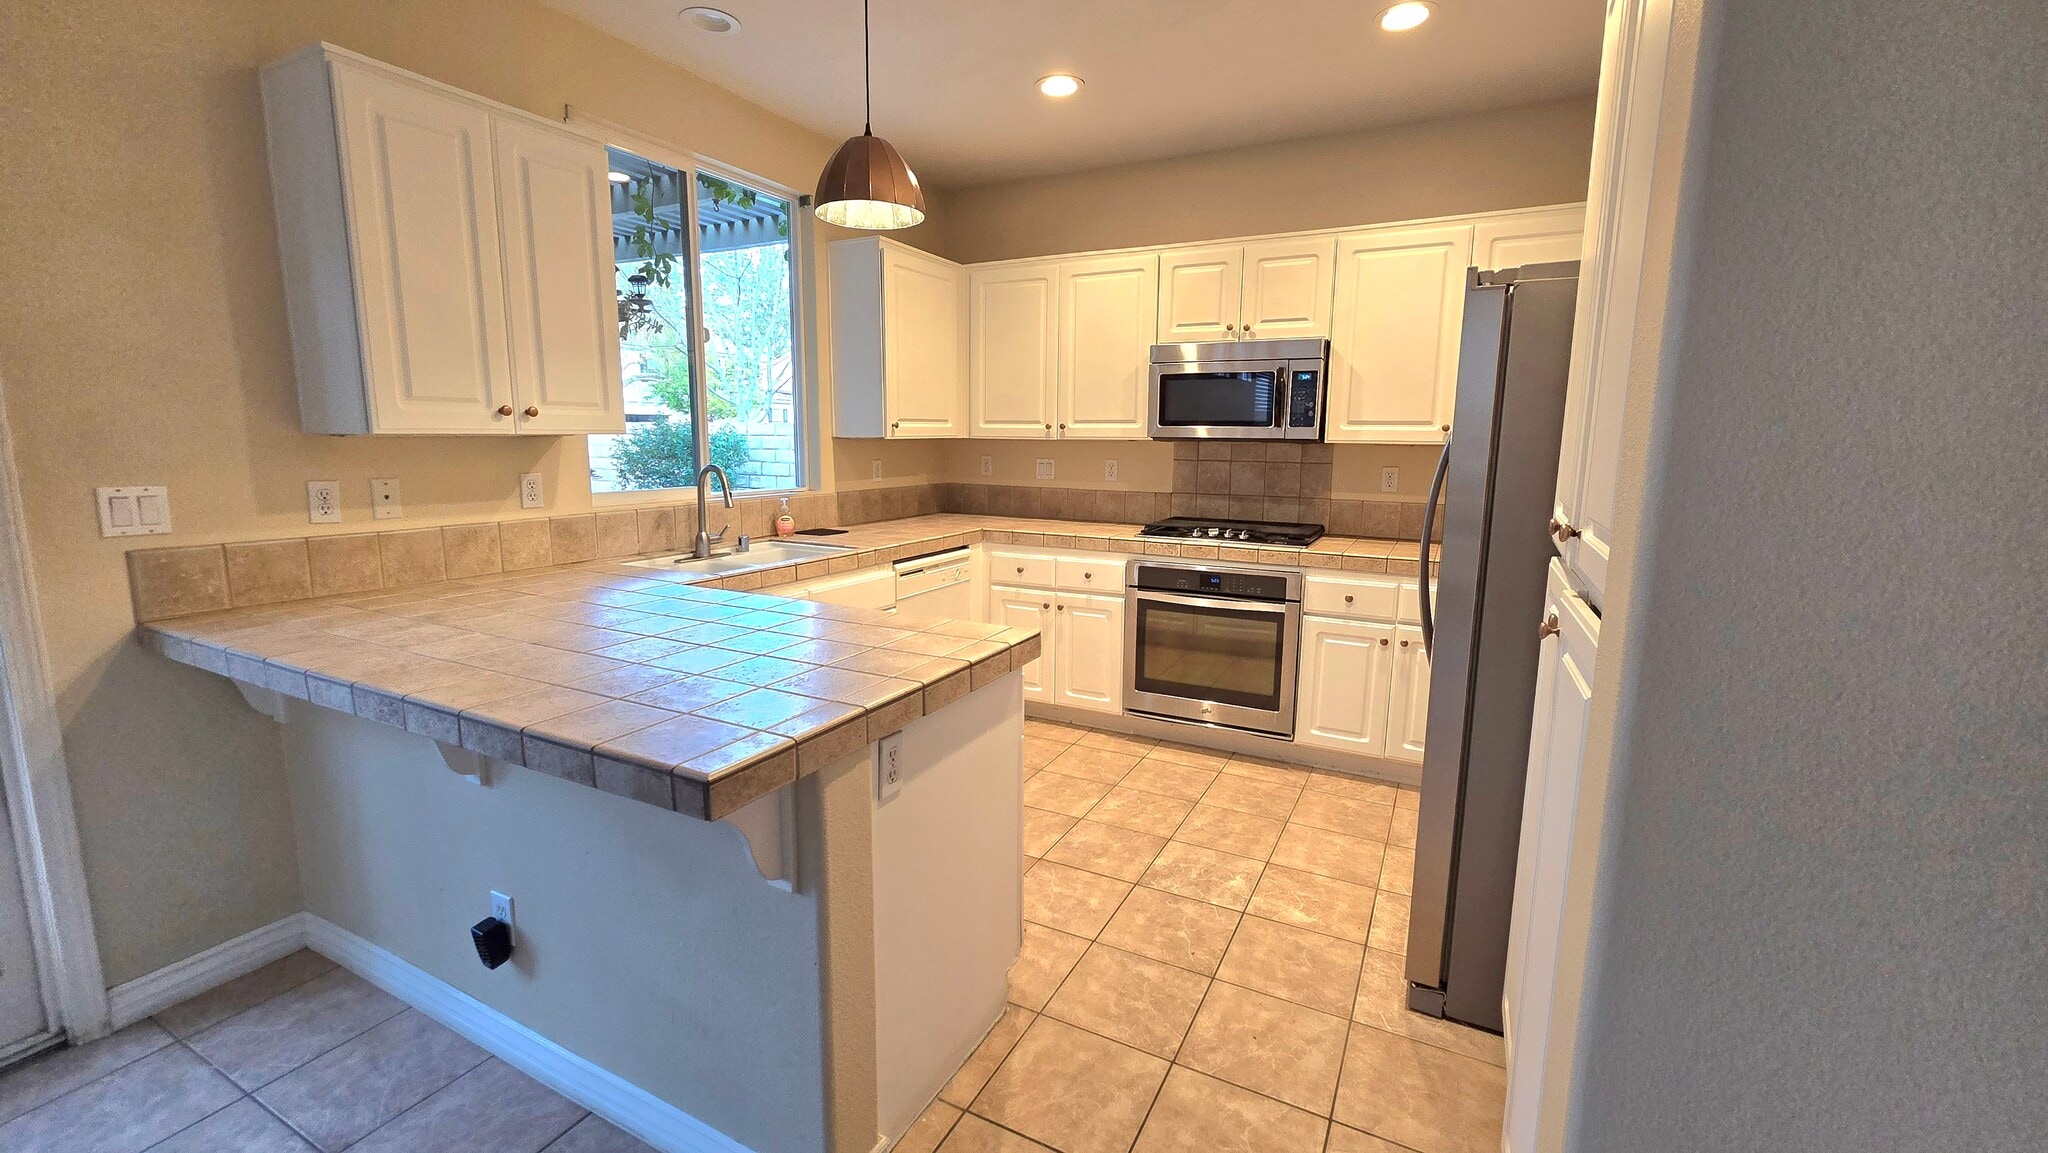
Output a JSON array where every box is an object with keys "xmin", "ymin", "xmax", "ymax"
[{"xmin": 1287, "ymin": 369, "xmax": 1321, "ymax": 429}]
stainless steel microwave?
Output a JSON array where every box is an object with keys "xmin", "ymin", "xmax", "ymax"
[{"xmin": 1147, "ymin": 337, "xmax": 1329, "ymax": 440}]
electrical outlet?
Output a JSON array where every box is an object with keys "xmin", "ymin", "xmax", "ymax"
[
  {"xmin": 870, "ymin": 459, "xmax": 883, "ymax": 481},
  {"xmin": 979, "ymin": 455, "xmax": 993, "ymax": 477},
  {"xmin": 306, "ymin": 480, "xmax": 341, "ymax": 524},
  {"xmin": 1104, "ymin": 458, "xmax": 1120, "ymax": 482},
  {"xmin": 369, "ymin": 478, "xmax": 403, "ymax": 520},
  {"xmin": 876, "ymin": 732, "xmax": 904, "ymax": 801},
  {"xmin": 1035, "ymin": 458, "xmax": 1055, "ymax": 481},
  {"xmin": 490, "ymin": 890, "xmax": 514, "ymax": 928},
  {"xmin": 519, "ymin": 473, "xmax": 544, "ymax": 510},
  {"xmin": 1380, "ymin": 467, "xmax": 1401, "ymax": 493}
]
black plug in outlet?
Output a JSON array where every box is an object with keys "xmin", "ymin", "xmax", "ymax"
[{"xmin": 471, "ymin": 917, "xmax": 513, "ymax": 970}]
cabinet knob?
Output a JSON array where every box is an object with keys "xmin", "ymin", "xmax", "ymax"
[
  {"xmin": 892, "ymin": 421, "xmax": 901, "ymax": 430},
  {"xmin": 523, "ymin": 406, "xmax": 540, "ymax": 418},
  {"xmin": 1056, "ymin": 604, "xmax": 1065, "ymax": 612},
  {"xmin": 1538, "ymin": 611, "xmax": 1562, "ymax": 639},
  {"xmin": 1083, "ymin": 572, "xmax": 1092, "ymax": 580},
  {"xmin": 1015, "ymin": 566, "xmax": 1025, "ymax": 574},
  {"xmin": 1344, "ymin": 594, "xmax": 1354, "ymax": 603},
  {"xmin": 1549, "ymin": 517, "xmax": 1580, "ymax": 542},
  {"xmin": 1400, "ymin": 639, "xmax": 1410, "ymax": 648},
  {"xmin": 1044, "ymin": 422, "xmax": 1052, "ymax": 431},
  {"xmin": 1042, "ymin": 602, "xmax": 1050, "ymax": 609},
  {"xmin": 1225, "ymin": 323, "xmax": 1235, "ymax": 332},
  {"xmin": 1379, "ymin": 637, "xmax": 1389, "ymax": 646},
  {"xmin": 497, "ymin": 405, "xmax": 514, "ymax": 417},
  {"xmin": 1058, "ymin": 422, "xmax": 1066, "ymax": 430}
]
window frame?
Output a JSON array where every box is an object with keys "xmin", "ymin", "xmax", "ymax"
[{"xmin": 581, "ymin": 123, "xmax": 813, "ymax": 507}]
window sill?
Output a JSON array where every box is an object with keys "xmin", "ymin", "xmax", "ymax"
[{"xmin": 592, "ymin": 486, "xmax": 809, "ymax": 508}]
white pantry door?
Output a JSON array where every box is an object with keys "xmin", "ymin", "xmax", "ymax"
[{"xmin": 0, "ymin": 744, "xmax": 48, "ymax": 1055}]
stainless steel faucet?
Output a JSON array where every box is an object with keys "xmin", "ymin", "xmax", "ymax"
[{"xmin": 693, "ymin": 464, "xmax": 735, "ymax": 558}]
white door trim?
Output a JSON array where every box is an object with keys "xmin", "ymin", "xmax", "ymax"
[{"xmin": 0, "ymin": 373, "xmax": 110, "ymax": 1043}]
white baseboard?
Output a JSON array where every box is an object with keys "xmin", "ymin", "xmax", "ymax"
[
  {"xmin": 107, "ymin": 912, "xmax": 313, "ymax": 1029},
  {"xmin": 301, "ymin": 915, "xmax": 754, "ymax": 1153}
]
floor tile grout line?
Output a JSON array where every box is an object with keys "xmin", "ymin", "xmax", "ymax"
[
  {"xmin": 0, "ymin": 1024, "xmax": 180, "ymax": 1130},
  {"xmin": 132, "ymin": 1081, "xmax": 252, "ymax": 1152},
  {"xmin": 190, "ymin": 995, "xmax": 411, "ymax": 1096},
  {"xmin": 297, "ymin": 1043, "xmax": 498, "ymax": 1152},
  {"xmin": 164, "ymin": 953, "xmax": 345, "ymax": 1047}
]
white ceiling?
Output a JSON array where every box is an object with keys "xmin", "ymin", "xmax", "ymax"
[{"xmin": 544, "ymin": 0, "xmax": 1604, "ymax": 187}]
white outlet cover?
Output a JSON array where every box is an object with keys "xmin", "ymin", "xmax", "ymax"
[
  {"xmin": 1380, "ymin": 467, "xmax": 1401, "ymax": 493},
  {"xmin": 1104, "ymin": 459, "xmax": 1120, "ymax": 482},
  {"xmin": 306, "ymin": 480, "xmax": 341, "ymax": 524},
  {"xmin": 519, "ymin": 473, "xmax": 544, "ymax": 510},
  {"xmin": 1035, "ymin": 458, "xmax": 1054, "ymax": 481},
  {"xmin": 95, "ymin": 486, "xmax": 171, "ymax": 538},
  {"xmin": 979, "ymin": 455, "xmax": 992, "ymax": 477},
  {"xmin": 490, "ymin": 890, "xmax": 514, "ymax": 927},
  {"xmin": 870, "ymin": 459, "xmax": 883, "ymax": 481},
  {"xmin": 876, "ymin": 732, "xmax": 904, "ymax": 801},
  {"xmin": 370, "ymin": 478, "xmax": 403, "ymax": 520}
]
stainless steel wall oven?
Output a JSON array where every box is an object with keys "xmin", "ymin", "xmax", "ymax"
[{"xmin": 1124, "ymin": 560, "xmax": 1302, "ymax": 737}]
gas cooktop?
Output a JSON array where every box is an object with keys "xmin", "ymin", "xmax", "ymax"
[{"xmin": 1137, "ymin": 517, "xmax": 1326, "ymax": 547}]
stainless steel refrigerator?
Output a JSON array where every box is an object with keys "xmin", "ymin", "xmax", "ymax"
[{"xmin": 1406, "ymin": 260, "xmax": 1581, "ymax": 1032}]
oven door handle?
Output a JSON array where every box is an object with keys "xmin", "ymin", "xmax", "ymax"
[{"xmin": 1128, "ymin": 589, "xmax": 1298, "ymax": 617}]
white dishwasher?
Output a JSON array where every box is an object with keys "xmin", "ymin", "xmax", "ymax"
[{"xmin": 892, "ymin": 549, "xmax": 975, "ymax": 619}]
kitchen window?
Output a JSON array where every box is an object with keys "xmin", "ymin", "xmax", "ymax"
[{"xmin": 590, "ymin": 146, "xmax": 804, "ymax": 495}]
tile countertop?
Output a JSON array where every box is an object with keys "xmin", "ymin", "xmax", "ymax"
[{"xmin": 135, "ymin": 514, "xmax": 1431, "ymax": 823}]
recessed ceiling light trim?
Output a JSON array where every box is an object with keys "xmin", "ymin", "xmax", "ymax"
[
  {"xmin": 680, "ymin": 6, "xmax": 741, "ymax": 34},
  {"xmin": 1378, "ymin": 2, "xmax": 1435, "ymax": 32},
  {"xmin": 1037, "ymin": 74, "xmax": 1083, "ymax": 98}
]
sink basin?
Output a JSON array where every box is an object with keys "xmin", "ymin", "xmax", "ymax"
[{"xmin": 624, "ymin": 538, "xmax": 854, "ymax": 576}]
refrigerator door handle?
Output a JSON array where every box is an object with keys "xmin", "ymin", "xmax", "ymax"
[{"xmin": 1418, "ymin": 426, "xmax": 1451, "ymax": 653}]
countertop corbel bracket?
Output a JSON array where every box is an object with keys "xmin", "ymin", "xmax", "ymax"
[
  {"xmin": 436, "ymin": 742, "xmax": 491, "ymax": 787},
  {"xmin": 231, "ymin": 679, "xmax": 291, "ymax": 724},
  {"xmin": 719, "ymin": 787, "xmax": 797, "ymax": 893}
]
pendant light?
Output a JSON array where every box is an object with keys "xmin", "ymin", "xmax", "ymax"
[{"xmin": 814, "ymin": 0, "xmax": 926, "ymax": 230}]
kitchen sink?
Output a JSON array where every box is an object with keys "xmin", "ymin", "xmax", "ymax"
[{"xmin": 624, "ymin": 538, "xmax": 854, "ymax": 576}]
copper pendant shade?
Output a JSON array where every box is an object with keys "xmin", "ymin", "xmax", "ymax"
[{"xmin": 814, "ymin": 0, "xmax": 925, "ymax": 230}]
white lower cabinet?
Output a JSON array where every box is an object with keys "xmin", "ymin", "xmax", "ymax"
[
  {"xmin": 1387, "ymin": 624, "xmax": 1431, "ymax": 764},
  {"xmin": 988, "ymin": 588, "xmax": 1055, "ymax": 702},
  {"xmin": 1053, "ymin": 592, "xmax": 1126, "ymax": 713},
  {"xmin": 1296, "ymin": 615, "xmax": 1398, "ymax": 756}
]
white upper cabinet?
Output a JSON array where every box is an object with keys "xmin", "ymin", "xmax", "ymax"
[
  {"xmin": 260, "ymin": 45, "xmax": 623, "ymax": 435},
  {"xmin": 1240, "ymin": 237, "xmax": 1337, "ymax": 340},
  {"xmin": 493, "ymin": 116, "xmax": 625, "ymax": 435},
  {"xmin": 1325, "ymin": 223, "xmax": 1474, "ymax": 444},
  {"xmin": 968, "ymin": 261, "xmax": 1058, "ymax": 438},
  {"xmin": 831, "ymin": 237, "xmax": 967, "ymax": 438},
  {"xmin": 1157, "ymin": 246, "xmax": 1243, "ymax": 341},
  {"xmin": 1474, "ymin": 207, "xmax": 1589, "ymax": 273},
  {"xmin": 1057, "ymin": 253, "xmax": 1158, "ymax": 439},
  {"xmin": 1156, "ymin": 238, "xmax": 1335, "ymax": 342}
]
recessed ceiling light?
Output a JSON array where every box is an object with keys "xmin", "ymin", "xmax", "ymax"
[
  {"xmin": 1037, "ymin": 74, "xmax": 1083, "ymax": 98},
  {"xmin": 1379, "ymin": 2, "xmax": 1434, "ymax": 32},
  {"xmin": 607, "ymin": 170, "xmax": 632, "ymax": 184},
  {"xmin": 680, "ymin": 6, "xmax": 740, "ymax": 34}
]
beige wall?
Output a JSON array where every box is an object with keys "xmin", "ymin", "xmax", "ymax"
[
  {"xmin": 933, "ymin": 98, "xmax": 1595, "ymax": 502},
  {"xmin": 937, "ymin": 97, "xmax": 1596, "ymax": 264},
  {"xmin": 0, "ymin": 0, "xmax": 936, "ymax": 983}
]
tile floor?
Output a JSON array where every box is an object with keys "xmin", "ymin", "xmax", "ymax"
[
  {"xmin": 0, "ymin": 719, "xmax": 1499, "ymax": 1153},
  {"xmin": 0, "ymin": 950, "xmax": 652, "ymax": 1153},
  {"xmin": 897, "ymin": 718, "xmax": 1505, "ymax": 1153}
]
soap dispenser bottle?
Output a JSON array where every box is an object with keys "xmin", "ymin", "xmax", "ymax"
[{"xmin": 775, "ymin": 497, "xmax": 796, "ymax": 537}]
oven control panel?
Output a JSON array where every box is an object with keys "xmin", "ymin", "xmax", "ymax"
[{"xmin": 1131, "ymin": 564, "xmax": 1298, "ymax": 603}]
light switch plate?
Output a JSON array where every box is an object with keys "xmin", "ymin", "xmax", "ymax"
[
  {"xmin": 1035, "ymin": 458, "xmax": 1054, "ymax": 481},
  {"xmin": 876, "ymin": 732, "xmax": 904, "ymax": 801},
  {"xmin": 95, "ymin": 486, "xmax": 171, "ymax": 538},
  {"xmin": 870, "ymin": 459, "xmax": 883, "ymax": 481},
  {"xmin": 1104, "ymin": 459, "xmax": 1120, "ymax": 482},
  {"xmin": 306, "ymin": 480, "xmax": 341, "ymax": 524},
  {"xmin": 519, "ymin": 473, "xmax": 544, "ymax": 510},
  {"xmin": 370, "ymin": 478, "xmax": 403, "ymax": 520},
  {"xmin": 1380, "ymin": 467, "xmax": 1401, "ymax": 493}
]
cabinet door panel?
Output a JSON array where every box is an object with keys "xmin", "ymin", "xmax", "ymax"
[
  {"xmin": 1473, "ymin": 208, "xmax": 1587, "ymax": 273},
  {"xmin": 882, "ymin": 246, "xmax": 966, "ymax": 436},
  {"xmin": 1057, "ymin": 255, "xmax": 1158, "ymax": 439},
  {"xmin": 1386, "ymin": 624, "xmax": 1430, "ymax": 764},
  {"xmin": 1503, "ymin": 562, "xmax": 1599, "ymax": 1153},
  {"xmin": 1241, "ymin": 237, "xmax": 1336, "ymax": 340},
  {"xmin": 1157, "ymin": 246, "xmax": 1242, "ymax": 341},
  {"xmin": 990, "ymin": 589, "xmax": 1055, "ymax": 701},
  {"xmin": 969, "ymin": 263, "xmax": 1058, "ymax": 437},
  {"xmin": 1326, "ymin": 224, "xmax": 1472, "ymax": 444},
  {"xmin": 333, "ymin": 62, "xmax": 513, "ymax": 432},
  {"xmin": 1054, "ymin": 593, "xmax": 1125, "ymax": 712},
  {"xmin": 1295, "ymin": 615, "xmax": 1396, "ymax": 755},
  {"xmin": 494, "ymin": 116, "xmax": 624, "ymax": 434}
]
